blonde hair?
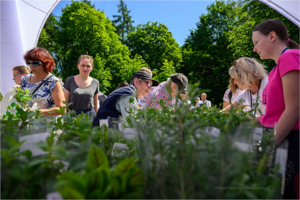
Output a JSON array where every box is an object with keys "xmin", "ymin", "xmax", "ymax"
[
  {"xmin": 229, "ymin": 57, "xmax": 268, "ymax": 88},
  {"xmin": 201, "ymin": 93, "xmax": 207, "ymax": 97},
  {"xmin": 228, "ymin": 77, "xmax": 238, "ymax": 94},
  {"xmin": 139, "ymin": 67, "xmax": 153, "ymax": 76},
  {"xmin": 196, "ymin": 97, "xmax": 200, "ymax": 101},
  {"xmin": 13, "ymin": 65, "xmax": 30, "ymax": 75},
  {"xmin": 77, "ymin": 55, "xmax": 94, "ymax": 67}
]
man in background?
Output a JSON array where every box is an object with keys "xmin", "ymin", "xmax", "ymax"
[{"xmin": 200, "ymin": 93, "xmax": 211, "ymax": 108}]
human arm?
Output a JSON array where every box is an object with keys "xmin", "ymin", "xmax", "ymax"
[
  {"xmin": 274, "ymin": 70, "xmax": 299, "ymax": 147},
  {"xmin": 94, "ymin": 93, "xmax": 99, "ymax": 113},
  {"xmin": 223, "ymin": 100, "xmax": 229, "ymax": 109},
  {"xmin": 41, "ymin": 81, "xmax": 66, "ymax": 116},
  {"xmin": 63, "ymin": 89, "xmax": 70, "ymax": 105},
  {"xmin": 221, "ymin": 101, "xmax": 240, "ymax": 112},
  {"xmin": 222, "ymin": 89, "xmax": 230, "ymax": 109}
]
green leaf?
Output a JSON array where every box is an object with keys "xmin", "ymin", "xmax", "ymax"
[
  {"xmin": 8, "ymin": 165, "xmax": 23, "ymax": 180},
  {"xmin": 52, "ymin": 146, "xmax": 68, "ymax": 160},
  {"xmin": 57, "ymin": 185, "xmax": 85, "ymax": 199},
  {"xmin": 86, "ymin": 144, "xmax": 109, "ymax": 171},
  {"xmin": 57, "ymin": 171, "xmax": 87, "ymax": 197}
]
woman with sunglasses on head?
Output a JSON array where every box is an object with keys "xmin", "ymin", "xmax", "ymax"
[
  {"xmin": 21, "ymin": 47, "xmax": 65, "ymax": 116},
  {"xmin": 253, "ymin": 19, "xmax": 299, "ymax": 199},
  {"xmin": 64, "ymin": 55, "xmax": 99, "ymax": 118},
  {"xmin": 221, "ymin": 57, "xmax": 268, "ymax": 121},
  {"xmin": 222, "ymin": 77, "xmax": 244, "ymax": 109}
]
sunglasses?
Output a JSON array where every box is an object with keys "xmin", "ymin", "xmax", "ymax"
[
  {"xmin": 26, "ymin": 61, "xmax": 43, "ymax": 67},
  {"xmin": 141, "ymin": 79, "xmax": 152, "ymax": 87}
]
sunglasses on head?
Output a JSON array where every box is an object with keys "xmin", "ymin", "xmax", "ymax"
[
  {"xmin": 232, "ymin": 56, "xmax": 253, "ymax": 66},
  {"xmin": 26, "ymin": 61, "xmax": 43, "ymax": 67}
]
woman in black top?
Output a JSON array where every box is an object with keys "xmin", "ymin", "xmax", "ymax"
[{"xmin": 64, "ymin": 55, "xmax": 99, "ymax": 117}]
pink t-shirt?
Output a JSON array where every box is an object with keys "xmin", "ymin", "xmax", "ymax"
[{"xmin": 260, "ymin": 49, "xmax": 300, "ymax": 129}]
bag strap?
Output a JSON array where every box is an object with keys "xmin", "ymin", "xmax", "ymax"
[
  {"xmin": 31, "ymin": 74, "xmax": 53, "ymax": 96},
  {"xmin": 228, "ymin": 90, "xmax": 233, "ymax": 103}
]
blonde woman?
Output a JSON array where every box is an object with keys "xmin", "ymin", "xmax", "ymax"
[
  {"xmin": 64, "ymin": 55, "xmax": 99, "ymax": 117},
  {"xmin": 222, "ymin": 77, "xmax": 244, "ymax": 109},
  {"xmin": 222, "ymin": 57, "xmax": 268, "ymax": 119},
  {"xmin": 0, "ymin": 66, "xmax": 31, "ymax": 116},
  {"xmin": 13, "ymin": 66, "xmax": 31, "ymax": 85}
]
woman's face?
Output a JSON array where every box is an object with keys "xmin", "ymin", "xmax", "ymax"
[
  {"xmin": 252, "ymin": 31, "xmax": 272, "ymax": 60},
  {"xmin": 77, "ymin": 58, "xmax": 93, "ymax": 75},
  {"xmin": 136, "ymin": 79, "xmax": 152, "ymax": 98},
  {"xmin": 27, "ymin": 60, "xmax": 45, "ymax": 74},
  {"xmin": 234, "ymin": 78, "xmax": 246, "ymax": 90},
  {"xmin": 13, "ymin": 70, "xmax": 23, "ymax": 85}
]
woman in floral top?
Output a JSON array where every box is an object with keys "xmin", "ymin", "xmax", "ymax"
[
  {"xmin": 222, "ymin": 77, "xmax": 244, "ymax": 109},
  {"xmin": 21, "ymin": 47, "xmax": 65, "ymax": 116}
]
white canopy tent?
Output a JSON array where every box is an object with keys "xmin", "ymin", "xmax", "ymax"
[
  {"xmin": 0, "ymin": 0, "xmax": 299, "ymax": 96},
  {"xmin": 260, "ymin": 0, "xmax": 300, "ymax": 27},
  {"xmin": 1, "ymin": 0, "xmax": 60, "ymax": 96}
]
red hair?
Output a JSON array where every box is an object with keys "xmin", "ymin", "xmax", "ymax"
[{"xmin": 24, "ymin": 47, "xmax": 55, "ymax": 72}]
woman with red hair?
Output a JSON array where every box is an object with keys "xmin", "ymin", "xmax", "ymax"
[{"xmin": 21, "ymin": 47, "xmax": 65, "ymax": 116}]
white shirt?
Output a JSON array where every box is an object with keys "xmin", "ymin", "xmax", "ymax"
[
  {"xmin": 234, "ymin": 77, "xmax": 268, "ymax": 117},
  {"xmin": 200, "ymin": 100, "xmax": 211, "ymax": 108}
]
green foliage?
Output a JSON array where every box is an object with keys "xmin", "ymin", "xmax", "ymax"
[
  {"xmin": 153, "ymin": 59, "xmax": 176, "ymax": 83},
  {"xmin": 38, "ymin": 1, "xmax": 145, "ymax": 93},
  {"xmin": 112, "ymin": 0, "xmax": 135, "ymax": 43},
  {"xmin": 126, "ymin": 91, "xmax": 280, "ymax": 199},
  {"xmin": 55, "ymin": 144, "xmax": 144, "ymax": 199},
  {"xmin": 0, "ymin": 92, "xmax": 3, "ymax": 101},
  {"xmin": 1, "ymin": 92, "xmax": 281, "ymax": 199},
  {"xmin": 80, "ymin": 0, "xmax": 95, "ymax": 8},
  {"xmin": 13, "ymin": 87, "xmax": 32, "ymax": 108},
  {"xmin": 126, "ymin": 22, "xmax": 182, "ymax": 72},
  {"xmin": 180, "ymin": 1, "xmax": 241, "ymax": 107},
  {"xmin": 119, "ymin": 54, "xmax": 149, "ymax": 83}
]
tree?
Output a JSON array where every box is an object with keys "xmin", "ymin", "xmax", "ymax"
[
  {"xmin": 38, "ymin": 1, "xmax": 146, "ymax": 93},
  {"xmin": 126, "ymin": 22, "xmax": 182, "ymax": 73},
  {"xmin": 112, "ymin": 0, "xmax": 135, "ymax": 43},
  {"xmin": 180, "ymin": 1, "xmax": 241, "ymax": 106},
  {"xmin": 37, "ymin": 14, "xmax": 61, "ymax": 77},
  {"xmin": 228, "ymin": 0, "xmax": 300, "ymax": 71},
  {"xmin": 81, "ymin": 0, "xmax": 95, "ymax": 8},
  {"xmin": 153, "ymin": 60, "xmax": 176, "ymax": 83}
]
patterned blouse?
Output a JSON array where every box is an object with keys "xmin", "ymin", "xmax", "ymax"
[
  {"xmin": 223, "ymin": 89, "xmax": 243, "ymax": 103},
  {"xmin": 144, "ymin": 82, "xmax": 176, "ymax": 109},
  {"xmin": 20, "ymin": 74, "xmax": 64, "ymax": 109}
]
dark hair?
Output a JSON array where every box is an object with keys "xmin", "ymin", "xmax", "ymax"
[
  {"xmin": 119, "ymin": 81, "xmax": 129, "ymax": 88},
  {"xmin": 24, "ymin": 47, "xmax": 55, "ymax": 72},
  {"xmin": 253, "ymin": 19, "xmax": 299, "ymax": 49},
  {"xmin": 12, "ymin": 65, "xmax": 31, "ymax": 75}
]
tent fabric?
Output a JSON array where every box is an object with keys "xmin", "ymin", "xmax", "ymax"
[
  {"xmin": 259, "ymin": 0, "xmax": 300, "ymax": 27},
  {"xmin": 0, "ymin": 0, "xmax": 60, "ymax": 96}
]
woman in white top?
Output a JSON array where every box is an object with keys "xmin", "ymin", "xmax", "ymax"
[
  {"xmin": 222, "ymin": 57, "xmax": 268, "ymax": 120},
  {"xmin": 222, "ymin": 77, "xmax": 244, "ymax": 109}
]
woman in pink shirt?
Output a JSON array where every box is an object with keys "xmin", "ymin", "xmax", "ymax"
[{"xmin": 253, "ymin": 19, "xmax": 299, "ymax": 199}]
